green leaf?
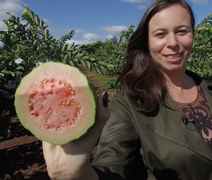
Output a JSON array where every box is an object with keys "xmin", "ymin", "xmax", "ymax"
[
  {"xmin": 68, "ymin": 42, "xmax": 75, "ymax": 49},
  {"xmin": 33, "ymin": 40, "xmax": 38, "ymax": 45},
  {"xmin": 43, "ymin": 29, "xmax": 47, "ymax": 40},
  {"xmin": 62, "ymin": 44, "xmax": 68, "ymax": 52},
  {"xmin": 75, "ymin": 53, "xmax": 84, "ymax": 58},
  {"xmin": 85, "ymin": 61, "xmax": 91, "ymax": 70},
  {"xmin": 16, "ymin": 66, "xmax": 24, "ymax": 70},
  {"xmin": 80, "ymin": 59, "xmax": 85, "ymax": 67},
  {"xmin": 90, "ymin": 58, "xmax": 95, "ymax": 61}
]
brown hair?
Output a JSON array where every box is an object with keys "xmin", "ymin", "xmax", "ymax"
[{"xmin": 117, "ymin": 0, "xmax": 195, "ymax": 114}]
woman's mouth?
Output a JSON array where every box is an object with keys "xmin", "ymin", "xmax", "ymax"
[{"xmin": 164, "ymin": 53, "xmax": 181, "ymax": 59}]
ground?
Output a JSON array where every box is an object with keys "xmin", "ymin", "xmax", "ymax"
[
  {"xmin": 0, "ymin": 69, "xmax": 116, "ymax": 180},
  {"xmin": 0, "ymin": 114, "xmax": 49, "ymax": 180}
]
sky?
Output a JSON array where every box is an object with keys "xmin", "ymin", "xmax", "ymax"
[{"xmin": 0, "ymin": 0, "xmax": 211, "ymax": 46}]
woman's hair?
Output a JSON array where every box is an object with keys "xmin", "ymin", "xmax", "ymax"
[{"xmin": 117, "ymin": 0, "xmax": 195, "ymax": 114}]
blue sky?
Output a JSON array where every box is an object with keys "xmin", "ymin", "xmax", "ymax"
[{"xmin": 0, "ymin": 0, "xmax": 211, "ymax": 45}]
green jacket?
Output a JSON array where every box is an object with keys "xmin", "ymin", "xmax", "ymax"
[{"xmin": 92, "ymin": 72, "xmax": 212, "ymax": 180}]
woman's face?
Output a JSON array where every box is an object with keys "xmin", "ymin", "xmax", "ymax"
[{"xmin": 148, "ymin": 5, "xmax": 194, "ymax": 74}]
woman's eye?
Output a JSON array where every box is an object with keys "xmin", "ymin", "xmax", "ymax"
[
  {"xmin": 156, "ymin": 33, "xmax": 165, "ymax": 38},
  {"xmin": 178, "ymin": 30, "xmax": 187, "ymax": 35}
]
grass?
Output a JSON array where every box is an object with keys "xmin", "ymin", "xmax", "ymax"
[{"xmin": 80, "ymin": 68, "xmax": 118, "ymax": 103}]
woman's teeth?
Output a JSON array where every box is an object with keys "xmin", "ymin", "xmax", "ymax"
[{"xmin": 166, "ymin": 54, "xmax": 181, "ymax": 59}]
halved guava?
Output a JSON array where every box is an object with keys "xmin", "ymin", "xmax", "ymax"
[{"xmin": 14, "ymin": 62, "xmax": 96, "ymax": 145}]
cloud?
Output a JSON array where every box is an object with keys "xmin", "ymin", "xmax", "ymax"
[
  {"xmin": 66, "ymin": 39, "xmax": 89, "ymax": 46},
  {"xmin": 75, "ymin": 29, "xmax": 86, "ymax": 34},
  {"xmin": 0, "ymin": 11, "xmax": 11, "ymax": 20},
  {"xmin": 0, "ymin": 0, "xmax": 87, "ymax": 44},
  {"xmin": 0, "ymin": 0, "xmax": 24, "ymax": 19},
  {"xmin": 0, "ymin": 0, "xmax": 24, "ymax": 30},
  {"xmin": 0, "ymin": 20, "xmax": 7, "ymax": 30},
  {"xmin": 138, "ymin": 4, "xmax": 148, "ymax": 9},
  {"xmin": 83, "ymin": 33, "xmax": 102, "ymax": 41},
  {"xmin": 53, "ymin": 29, "xmax": 85, "ymax": 34},
  {"xmin": 189, "ymin": 0, "xmax": 208, "ymax": 4},
  {"xmin": 120, "ymin": 0, "xmax": 150, "ymax": 10},
  {"xmin": 120, "ymin": 0, "xmax": 148, "ymax": 3},
  {"xmin": 42, "ymin": 18, "xmax": 51, "ymax": 26},
  {"xmin": 106, "ymin": 34, "xmax": 115, "ymax": 40},
  {"xmin": 66, "ymin": 33, "xmax": 103, "ymax": 46},
  {"xmin": 100, "ymin": 26, "xmax": 128, "ymax": 36},
  {"xmin": 0, "ymin": 0, "xmax": 24, "ymax": 12},
  {"xmin": 68, "ymin": 26, "xmax": 129, "ymax": 46}
]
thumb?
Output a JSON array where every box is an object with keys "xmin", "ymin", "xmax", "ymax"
[
  {"xmin": 96, "ymin": 90, "xmax": 110, "ymax": 124},
  {"xmin": 83, "ymin": 91, "xmax": 110, "ymax": 146}
]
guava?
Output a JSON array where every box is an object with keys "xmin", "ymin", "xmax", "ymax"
[{"xmin": 14, "ymin": 62, "xmax": 96, "ymax": 145}]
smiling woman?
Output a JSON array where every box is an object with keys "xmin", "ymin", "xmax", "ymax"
[
  {"xmin": 42, "ymin": 0, "xmax": 212, "ymax": 180},
  {"xmin": 148, "ymin": 5, "xmax": 194, "ymax": 74}
]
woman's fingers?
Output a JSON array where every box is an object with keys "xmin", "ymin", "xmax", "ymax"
[
  {"xmin": 97, "ymin": 91, "xmax": 110, "ymax": 124},
  {"xmin": 102, "ymin": 90, "xmax": 108, "ymax": 107}
]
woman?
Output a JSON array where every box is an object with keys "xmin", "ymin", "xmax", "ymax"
[{"xmin": 43, "ymin": 0, "xmax": 212, "ymax": 179}]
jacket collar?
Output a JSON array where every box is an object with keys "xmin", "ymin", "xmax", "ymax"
[{"xmin": 146, "ymin": 73, "xmax": 212, "ymax": 162}]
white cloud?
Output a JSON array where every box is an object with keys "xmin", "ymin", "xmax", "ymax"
[
  {"xmin": 42, "ymin": 19, "xmax": 85, "ymax": 36},
  {"xmin": 42, "ymin": 18, "xmax": 51, "ymax": 26},
  {"xmin": 0, "ymin": 0, "xmax": 24, "ymax": 30},
  {"xmin": 75, "ymin": 29, "xmax": 86, "ymax": 34},
  {"xmin": 58, "ymin": 29, "xmax": 85, "ymax": 34},
  {"xmin": 100, "ymin": 26, "xmax": 128, "ymax": 36},
  {"xmin": 0, "ymin": 20, "xmax": 7, "ymax": 30},
  {"xmin": 190, "ymin": 0, "xmax": 208, "ymax": 4},
  {"xmin": 106, "ymin": 34, "xmax": 115, "ymax": 40},
  {"xmin": 120, "ymin": 0, "xmax": 148, "ymax": 3},
  {"xmin": 0, "ymin": 0, "xmax": 24, "ymax": 20},
  {"xmin": 83, "ymin": 33, "xmax": 102, "ymax": 41},
  {"xmin": 138, "ymin": 4, "xmax": 148, "ymax": 9},
  {"xmin": 0, "ymin": 0, "xmax": 23, "ymax": 12},
  {"xmin": 49, "ymin": 28, "xmax": 86, "ymax": 36},
  {"xmin": 66, "ymin": 33, "xmax": 103, "ymax": 46},
  {"xmin": 120, "ymin": 0, "xmax": 152, "ymax": 10},
  {"xmin": 66, "ymin": 39, "xmax": 89, "ymax": 46},
  {"xmin": 0, "ymin": 11, "xmax": 11, "ymax": 20}
]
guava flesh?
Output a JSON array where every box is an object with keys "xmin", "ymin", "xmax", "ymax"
[{"xmin": 14, "ymin": 62, "xmax": 96, "ymax": 145}]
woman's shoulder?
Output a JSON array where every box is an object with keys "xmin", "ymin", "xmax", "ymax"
[{"xmin": 111, "ymin": 89, "xmax": 134, "ymax": 107}]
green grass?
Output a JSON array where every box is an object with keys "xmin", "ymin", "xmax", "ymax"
[{"xmin": 80, "ymin": 68, "xmax": 118, "ymax": 103}]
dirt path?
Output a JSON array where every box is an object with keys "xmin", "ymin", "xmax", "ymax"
[{"xmin": 0, "ymin": 112, "xmax": 50, "ymax": 180}]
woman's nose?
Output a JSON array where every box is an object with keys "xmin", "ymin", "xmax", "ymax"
[{"xmin": 166, "ymin": 34, "xmax": 178, "ymax": 48}]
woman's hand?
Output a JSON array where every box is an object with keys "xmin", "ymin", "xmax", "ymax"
[{"xmin": 42, "ymin": 91, "xmax": 110, "ymax": 180}]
